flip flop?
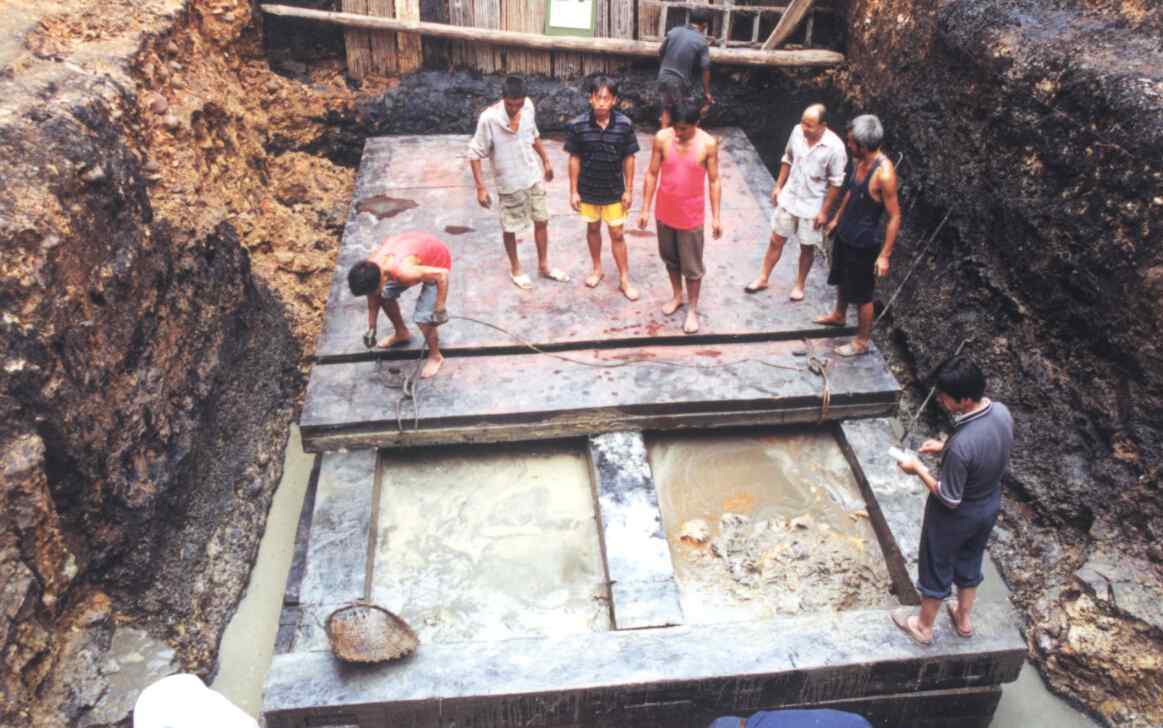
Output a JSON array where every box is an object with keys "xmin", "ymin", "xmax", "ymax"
[
  {"xmin": 891, "ymin": 607, "xmax": 933, "ymax": 646},
  {"xmin": 835, "ymin": 342, "xmax": 871, "ymax": 357},
  {"xmin": 947, "ymin": 600, "xmax": 974, "ymax": 638},
  {"xmin": 510, "ymin": 272, "xmax": 533, "ymax": 290},
  {"xmin": 743, "ymin": 283, "xmax": 767, "ymax": 294},
  {"xmin": 540, "ymin": 269, "xmax": 571, "ymax": 283}
]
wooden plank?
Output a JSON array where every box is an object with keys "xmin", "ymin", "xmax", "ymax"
[
  {"xmin": 762, "ymin": 0, "xmax": 814, "ymax": 49},
  {"xmin": 582, "ymin": 0, "xmax": 610, "ymax": 75},
  {"xmin": 366, "ymin": 0, "xmax": 399, "ymax": 75},
  {"xmin": 588, "ymin": 432, "xmax": 684, "ymax": 630},
  {"xmin": 610, "ymin": 0, "xmax": 635, "ymax": 42},
  {"xmin": 473, "ymin": 0, "xmax": 502, "ymax": 73},
  {"xmin": 299, "ymin": 338, "xmax": 901, "ymax": 451},
  {"xmin": 340, "ymin": 0, "xmax": 372, "ymax": 80},
  {"xmin": 639, "ymin": 0, "xmax": 662, "ymax": 40},
  {"xmin": 396, "ymin": 0, "xmax": 422, "ymax": 72},
  {"xmin": 447, "ymin": 0, "xmax": 468, "ymax": 67},
  {"xmin": 260, "ymin": 5, "xmax": 848, "ymax": 67}
]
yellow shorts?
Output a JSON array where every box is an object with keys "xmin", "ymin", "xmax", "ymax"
[{"xmin": 579, "ymin": 201, "xmax": 627, "ymax": 226}]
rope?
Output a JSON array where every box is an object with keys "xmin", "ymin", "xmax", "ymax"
[
  {"xmin": 873, "ymin": 209, "xmax": 951, "ymax": 329},
  {"xmin": 899, "ymin": 336, "xmax": 971, "ymax": 444}
]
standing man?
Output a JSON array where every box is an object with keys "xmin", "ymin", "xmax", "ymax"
[
  {"xmin": 637, "ymin": 100, "xmax": 723, "ymax": 334},
  {"xmin": 744, "ymin": 104, "xmax": 847, "ymax": 301},
  {"xmin": 347, "ymin": 231, "xmax": 452, "ymax": 379},
  {"xmin": 467, "ymin": 75, "xmax": 568, "ymax": 290},
  {"xmin": 566, "ymin": 76, "xmax": 641, "ymax": 301},
  {"xmin": 657, "ymin": 7, "xmax": 714, "ymax": 127},
  {"xmin": 817, "ymin": 114, "xmax": 901, "ymax": 356},
  {"xmin": 892, "ymin": 356, "xmax": 1014, "ymax": 646}
]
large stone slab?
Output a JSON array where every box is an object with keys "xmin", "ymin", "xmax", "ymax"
[
  {"xmin": 262, "ymin": 602, "xmax": 1026, "ymax": 728},
  {"xmin": 588, "ymin": 432, "xmax": 683, "ymax": 630},
  {"xmin": 300, "ymin": 338, "xmax": 900, "ymax": 451},
  {"xmin": 313, "ymin": 129, "xmax": 849, "ymax": 361}
]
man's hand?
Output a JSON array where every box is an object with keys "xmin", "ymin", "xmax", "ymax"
[
  {"xmin": 704, "ymin": 93, "xmax": 715, "ymax": 107},
  {"xmin": 826, "ymin": 218, "xmax": 839, "ymax": 236},
  {"xmin": 813, "ymin": 210, "xmax": 829, "ymax": 230},
  {"xmin": 711, "ymin": 218, "xmax": 722, "ymax": 239},
  {"xmin": 918, "ymin": 438, "xmax": 945, "ymax": 455},
  {"xmin": 430, "ymin": 308, "xmax": 450, "ymax": 327},
  {"xmin": 542, "ymin": 161, "xmax": 554, "ymax": 183},
  {"xmin": 475, "ymin": 186, "xmax": 492, "ymax": 209},
  {"xmin": 770, "ymin": 185, "xmax": 782, "ymax": 205},
  {"xmin": 896, "ymin": 455, "xmax": 927, "ymax": 477},
  {"xmin": 876, "ymin": 255, "xmax": 891, "ymax": 277},
  {"xmin": 637, "ymin": 212, "xmax": 649, "ymax": 230},
  {"xmin": 570, "ymin": 192, "xmax": 581, "ymax": 212},
  {"xmin": 363, "ymin": 329, "xmax": 377, "ymax": 349},
  {"xmin": 621, "ymin": 190, "xmax": 632, "ymax": 210}
]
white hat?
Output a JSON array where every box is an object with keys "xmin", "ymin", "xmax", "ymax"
[{"xmin": 133, "ymin": 674, "xmax": 258, "ymax": 728}]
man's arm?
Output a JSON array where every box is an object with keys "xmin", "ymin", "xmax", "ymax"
[
  {"xmin": 876, "ymin": 164, "xmax": 902, "ymax": 277},
  {"xmin": 366, "ymin": 293, "xmax": 380, "ymax": 331},
  {"xmin": 815, "ymin": 184, "xmax": 843, "ymax": 229},
  {"xmin": 568, "ymin": 155, "xmax": 581, "ymax": 211},
  {"xmin": 399, "ymin": 264, "xmax": 450, "ymax": 311},
  {"xmin": 532, "ymin": 136, "xmax": 554, "ymax": 182},
  {"xmin": 466, "ymin": 115, "xmax": 493, "ymax": 208},
  {"xmin": 621, "ymin": 153, "xmax": 636, "ymax": 210},
  {"xmin": 469, "ymin": 159, "xmax": 491, "ymax": 208},
  {"xmin": 826, "ymin": 190, "xmax": 851, "ymax": 235},
  {"xmin": 701, "ymin": 68, "xmax": 713, "ymax": 106},
  {"xmin": 637, "ymin": 134, "xmax": 664, "ymax": 228},
  {"xmin": 706, "ymin": 135, "xmax": 722, "ymax": 239},
  {"xmin": 771, "ymin": 162, "xmax": 791, "ymax": 204}
]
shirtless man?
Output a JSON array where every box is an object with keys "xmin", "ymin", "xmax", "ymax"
[
  {"xmin": 816, "ymin": 114, "xmax": 901, "ymax": 356},
  {"xmin": 347, "ymin": 231, "xmax": 452, "ymax": 379},
  {"xmin": 637, "ymin": 100, "xmax": 722, "ymax": 334}
]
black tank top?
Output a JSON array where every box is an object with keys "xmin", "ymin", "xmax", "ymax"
[{"xmin": 837, "ymin": 156, "xmax": 885, "ymax": 249}]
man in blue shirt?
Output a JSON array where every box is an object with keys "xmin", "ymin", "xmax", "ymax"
[
  {"xmin": 709, "ymin": 709, "xmax": 872, "ymax": 728},
  {"xmin": 657, "ymin": 8, "xmax": 714, "ymax": 127}
]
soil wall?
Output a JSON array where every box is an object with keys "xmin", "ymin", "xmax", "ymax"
[{"xmin": 837, "ymin": 0, "xmax": 1163, "ymax": 724}]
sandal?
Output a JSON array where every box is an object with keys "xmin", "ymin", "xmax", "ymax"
[
  {"xmin": 835, "ymin": 342, "xmax": 871, "ymax": 357},
  {"xmin": 947, "ymin": 599, "xmax": 974, "ymax": 638},
  {"xmin": 891, "ymin": 607, "xmax": 933, "ymax": 646}
]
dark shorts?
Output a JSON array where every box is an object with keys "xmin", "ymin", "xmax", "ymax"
[
  {"xmin": 917, "ymin": 494, "xmax": 1000, "ymax": 600},
  {"xmin": 657, "ymin": 220, "xmax": 705, "ymax": 280},
  {"xmin": 381, "ymin": 280, "xmax": 440, "ymax": 326},
  {"xmin": 827, "ymin": 238, "xmax": 879, "ymax": 305},
  {"xmin": 657, "ymin": 75, "xmax": 691, "ymax": 115}
]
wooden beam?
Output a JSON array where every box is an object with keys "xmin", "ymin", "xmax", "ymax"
[
  {"xmin": 761, "ymin": 0, "xmax": 814, "ymax": 50},
  {"xmin": 259, "ymin": 5, "xmax": 846, "ymax": 67}
]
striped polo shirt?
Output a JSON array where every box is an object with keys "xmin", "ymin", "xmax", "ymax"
[{"xmin": 564, "ymin": 110, "xmax": 640, "ymax": 205}]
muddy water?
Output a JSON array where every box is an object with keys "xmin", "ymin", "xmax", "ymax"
[
  {"xmin": 355, "ymin": 194, "xmax": 418, "ymax": 218},
  {"xmin": 370, "ymin": 442, "xmax": 610, "ymax": 644},
  {"xmin": 649, "ymin": 429, "xmax": 894, "ymax": 624}
]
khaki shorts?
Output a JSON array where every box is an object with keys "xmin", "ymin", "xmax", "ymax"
[
  {"xmin": 657, "ymin": 220, "xmax": 705, "ymax": 280},
  {"xmin": 498, "ymin": 181, "xmax": 549, "ymax": 233},
  {"xmin": 772, "ymin": 205, "xmax": 823, "ymax": 247}
]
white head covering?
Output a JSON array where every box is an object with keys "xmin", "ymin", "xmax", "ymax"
[{"xmin": 133, "ymin": 674, "xmax": 258, "ymax": 728}]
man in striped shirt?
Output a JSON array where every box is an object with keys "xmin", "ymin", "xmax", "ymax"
[{"xmin": 566, "ymin": 76, "xmax": 641, "ymax": 301}]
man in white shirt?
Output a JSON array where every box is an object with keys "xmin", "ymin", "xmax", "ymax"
[
  {"xmin": 744, "ymin": 103, "xmax": 847, "ymax": 301},
  {"xmin": 467, "ymin": 75, "xmax": 569, "ymax": 289}
]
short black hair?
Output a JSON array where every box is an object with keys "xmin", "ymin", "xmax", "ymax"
[
  {"xmin": 689, "ymin": 8, "xmax": 711, "ymax": 26},
  {"xmin": 934, "ymin": 355, "xmax": 986, "ymax": 402},
  {"xmin": 502, "ymin": 75, "xmax": 526, "ymax": 100},
  {"xmin": 588, "ymin": 75, "xmax": 618, "ymax": 98},
  {"xmin": 348, "ymin": 260, "xmax": 381, "ymax": 297},
  {"xmin": 670, "ymin": 99, "xmax": 701, "ymax": 126}
]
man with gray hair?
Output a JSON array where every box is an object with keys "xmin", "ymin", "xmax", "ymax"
[
  {"xmin": 817, "ymin": 114, "xmax": 901, "ymax": 356},
  {"xmin": 745, "ymin": 103, "xmax": 847, "ymax": 301}
]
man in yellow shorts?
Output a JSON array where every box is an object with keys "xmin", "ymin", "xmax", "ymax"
[{"xmin": 565, "ymin": 76, "xmax": 641, "ymax": 301}]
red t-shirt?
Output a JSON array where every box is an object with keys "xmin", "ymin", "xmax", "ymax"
[{"xmin": 387, "ymin": 231, "xmax": 452, "ymax": 271}]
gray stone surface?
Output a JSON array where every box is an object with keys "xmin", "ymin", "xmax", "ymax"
[
  {"xmin": 313, "ymin": 129, "xmax": 848, "ymax": 361},
  {"xmin": 1074, "ymin": 548, "xmax": 1163, "ymax": 632},
  {"xmin": 300, "ymin": 338, "xmax": 900, "ymax": 451},
  {"xmin": 263, "ymin": 602, "xmax": 1026, "ymax": 725},
  {"xmin": 839, "ymin": 418, "xmax": 927, "ymax": 603},
  {"xmin": 588, "ymin": 432, "xmax": 683, "ymax": 630}
]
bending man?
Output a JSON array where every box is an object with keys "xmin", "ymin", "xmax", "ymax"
[
  {"xmin": 347, "ymin": 231, "xmax": 452, "ymax": 379},
  {"xmin": 638, "ymin": 100, "xmax": 722, "ymax": 334}
]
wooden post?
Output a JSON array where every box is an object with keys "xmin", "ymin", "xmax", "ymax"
[
  {"xmin": 396, "ymin": 0, "xmax": 422, "ymax": 72},
  {"xmin": 366, "ymin": 0, "xmax": 399, "ymax": 75},
  {"xmin": 583, "ymin": 0, "xmax": 611, "ymax": 75},
  {"xmin": 341, "ymin": 0, "xmax": 372, "ymax": 80},
  {"xmin": 447, "ymin": 0, "xmax": 470, "ymax": 67},
  {"xmin": 473, "ymin": 0, "xmax": 503, "ymax": 73},
  {"xmin": 761, "ymin": 0, "xmax": 814, "ymax": 49}
]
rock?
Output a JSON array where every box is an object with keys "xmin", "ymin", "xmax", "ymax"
[
  {"xmin": 161, "ymin": 114, "xmax": 181, "ymax": 130},
  {"xmin": 679, "ymin": 519, "xmax": 710, "ymax": 545},
  {"xmin": 789, "ymin": 514, "xmax": 814, "ymax": 530},
  {"xmin": 165, "ymin": 40, "xmax": 179, "ymax": 56},
  {"xmin": 146, "ymin": 93, "xmax": 168, "ymax": 115},
  {"xmin": 80, "ymin": 166, "xmax": 106, "ymax": 183}
]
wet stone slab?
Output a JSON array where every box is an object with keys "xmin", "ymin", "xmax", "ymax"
[{"xmin": 314, "ymin": 129, "xmax": 845, "ymax": 361}]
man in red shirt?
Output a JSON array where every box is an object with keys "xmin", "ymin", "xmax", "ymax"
[{"xmin": 347, "ymin": 231, "xmax": 452, "ymax": 379}]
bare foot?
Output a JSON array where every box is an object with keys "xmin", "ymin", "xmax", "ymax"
[
  {"xmin": 619, "ymin": 280, "xmax": 640, "ymax": 302},
  {"xmin": 683, "ymin": 310, "xmax": 699, "ymax": 334},
  {"xmin": 788, "ymin": 286, "xmax": 805, "ymax": 301},
  {"xmin": 420, "ymin": 353, "xmax": 444, "ymax": 379},
  {"xmin": 743, "ymin": 279, "xmax": 768, "ymax": 294},
  {"xmin": 662, "ymin": 298, "xmax": 683, "ymax": 315},
  {"xmin": 584, "ymin": 271, "xmax": 604, "ymax": 288},
  {"xmin": 835, "ymin": 341, "xmax": 871, "ymax": 357},
  {"xmin": 377, "ymin": 332, "xmax": 413, "ymax": 348},
  {"xmin": 814, "ymin": 313, "xmax": 846, "ymax": 327}
]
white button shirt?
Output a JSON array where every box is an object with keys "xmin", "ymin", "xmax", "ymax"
[
  {"xmin": 776, "ymin": 125, "xmax": 848, "ymax": 219},
  {"xmin": 466, "ymin": 97, "xmax": 542, "ymax": 195}
]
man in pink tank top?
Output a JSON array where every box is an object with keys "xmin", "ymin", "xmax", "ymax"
[
  {"xmin": 637, "ymin": 101, "xmax": 722, "ymax": 334},
  {"xmin": 347, "ymin": 231, "xmax": 452, "ymax": 379}
]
